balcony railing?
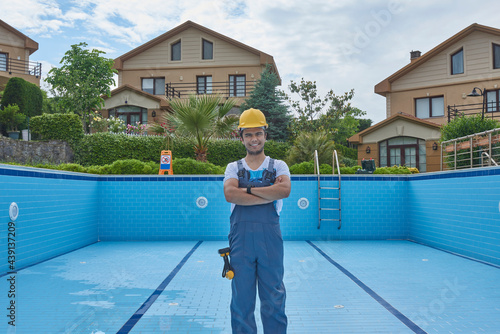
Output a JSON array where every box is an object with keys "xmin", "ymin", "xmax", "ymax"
[
  {"xmin": 0, "ymin": 58, "xmax": 42, "ymax": 77},
  {"xmin": 165, "ymin": 80, "xmax": 256, "ymax": 99},
  {"xmin": 447, "ymin": 101, "xmax": 500, "ymax": 122},
  {"xmin": 440, "ymin": 127, "xmax": 500, "ymax": 171}
]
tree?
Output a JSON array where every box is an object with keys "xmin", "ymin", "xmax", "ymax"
[
  {"xmin": 285, "ymin": 79, "xmax": 366, "ymax": 143},
  {"xmin": 163, "ymin": 94, "xmax": 238, "ymax": 162},
  {"xmin": 286, "ymin": 130, "xmax": 335, "ymax": 165},
  {"xmin": 45, "ymin": 42, "xmax": 117, "ymax": 133},
  {"xmin": 239, "ymin": 64, "xmax": 291, "ymax": 141}
]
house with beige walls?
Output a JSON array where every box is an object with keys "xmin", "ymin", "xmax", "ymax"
[
  {"xmin": 102, "ymin": 20, "xmax": 279, "ymax": 126},
  {"xmin": 0, "ymin": 19, "xmax": 41, "ymax": 89},
  {"xmin": 350, "ymin": 23, "xmax": 500, "ymax": 172}
]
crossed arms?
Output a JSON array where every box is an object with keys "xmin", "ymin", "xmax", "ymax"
[{"xmin": 223, "ymin": 175, "xmax": 291, "ymax": 206}]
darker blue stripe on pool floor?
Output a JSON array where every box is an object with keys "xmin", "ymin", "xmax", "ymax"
[
  {"xmin": 117, "ymin": 240, "xmax": 203, "ymax": 334},
  {"xmin": 307, "ymin": 240, "xmax": 427, "ymax": 334}
]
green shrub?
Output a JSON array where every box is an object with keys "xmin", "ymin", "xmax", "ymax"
[
  {"xmin": 207, "ymin": 140, "xmax": 246, "ymax": 166},
  {"xmin": 57, "ymin": 163, "xmax": 86, "ymax": 173},
  {"xmin": 1, "ymin": 77, "xmax": 43, "ymax": 118},
  {"xmin": 373, "ymin": 166, "xmax": 412, "ymax": 174},
  {"xmin": 30, "ymin": 113, "xmax": 84, "ymax": 147},
  {"xmin": 172, "ymin": 158, "xmax": 225, "ymax": 174},
  {"xmin": 336, "ymin": 144, "xmax": 358, "ymax": 160},
  {"xmin": 441, "ymin": 114, "xmax": 499, "ymax": 141},
  {"xmin": 339, "ymin": 156, "xmax": 358, "ymax": 167},
  {"xmin": 107, "ymin": 159, "xmax": 153, "ymax": 174},
  {"xmin": 0, "ymin": 104, "xmax": 26, "ymax": 131},
  {"xmin": 287, "ymin": 131, "xmax": 335, "ymax": 165},
  {"xmin": 74, "ymin": 133, "xmax": 288, "ymax": 167},
  {"xmin": 289, "ymin": 161, "xmax": 314, "ymax": 174}
]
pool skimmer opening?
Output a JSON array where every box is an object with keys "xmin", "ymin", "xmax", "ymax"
[
  {"xmin": 9, "ymin": 202, "xmax": 19, "ymax": 221},
  {"xmin": 196, "ymin": 197, "xmax": 208, "ymax": 209},
  {"xmin": 297, "ymin": 198, "xmax": 309, "ymax": 209}
]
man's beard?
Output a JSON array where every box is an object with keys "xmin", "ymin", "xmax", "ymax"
[{"xmin": 247, "ymin": 146, "xmax": 264, "ymax": 155}]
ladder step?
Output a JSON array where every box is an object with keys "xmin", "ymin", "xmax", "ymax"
[
  {"xmin": 320, "ymin": 218, "xmax": 341, "ymax": 221},
  {"xmin": 320, "ymin": 208, "xmax": 340, "ymax": 211},
  {"xmin": 320, "ymin": 197, "xmax": 339, "ymax": 200},
  {"xmin": 320, "ymin": 187, "xmax": 339, "ymax": 190}
]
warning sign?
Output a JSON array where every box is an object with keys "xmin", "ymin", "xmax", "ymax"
[
  {"xmin": 159, "ymin": 150, "xmax": 173, "ymax": 175},
  {"xmin": 161, "ymin": 155, "xmax": 171, "ymax": 164}
]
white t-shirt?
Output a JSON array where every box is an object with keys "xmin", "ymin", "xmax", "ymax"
[{"xmin": 223, "ymin": 156, "xmax": 291, "ymax": 215}]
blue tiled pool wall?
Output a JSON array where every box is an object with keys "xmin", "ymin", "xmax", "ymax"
[
  {"xmin": 2, "ymin": 165, "xmax": 500, "ymax": 274},
  {"xmin": 408, "ymin": 172, "xmax": 500, "ymax": 265},
  {"xmin": 0, "ymin": 167, "xmax": 99, "ymax": 274},
  {"xmin": 98, "ymin": 177, "xmax": 408, "ymax": 242}
]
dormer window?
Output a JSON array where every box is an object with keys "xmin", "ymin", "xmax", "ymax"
[
  {"xmin": 451, "ymin": 48, "xmax": 464, "ymax": 75},
  {"xmin": 171, "ymin": 40, "xmax": 181, "ymax": 61},
  {"xmin": 202, "ymin": 39, "xmax": 213, "ymax": 60},
  {"xmin": 493, "ymin": 43, "xmax": 500, "ymax": 69}
]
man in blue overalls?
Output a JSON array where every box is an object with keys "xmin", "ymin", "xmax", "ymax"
[{"xmin": 223, "ymin": 108, "xmax": 291, "ymax": 334}]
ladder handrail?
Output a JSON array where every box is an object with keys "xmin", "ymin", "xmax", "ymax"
[
  {"xmin": 314, "ymin": 150, "xmax": 321, "ymax": 229},
  {"xmin": 314, "ymin": 150, "xmax": 342, "ymax": 230},
  {"xmin": 332, "ymin": 150, "xmax": 342, "ymax": 230},
  {"xmin": 481, "ymin": 151, "xmax": 498, "ymax": 166}
]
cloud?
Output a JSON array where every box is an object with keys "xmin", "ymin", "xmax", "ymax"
[{"xmin": 4, "ymin": 0, "xmax": 500, "ymax": 123}]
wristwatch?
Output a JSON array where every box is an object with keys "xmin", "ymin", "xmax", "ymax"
[{"xmin": 247, "ymin": 185, "xmax": 252, "ymax": 194}]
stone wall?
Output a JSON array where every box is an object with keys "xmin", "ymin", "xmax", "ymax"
[{"xmin": 0, "ymin": 136, "xmax": 74, "ymax": 165}]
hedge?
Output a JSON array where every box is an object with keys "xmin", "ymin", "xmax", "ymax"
[
  {"xmin": 30, "ymin": 113, "xmax": 84, "ymax": 147},
  {"xmin": 1, "ymin": 77, "xmax": 43, "ymax": 119},
  {"xmin": 74, "ymin": 133, "xmax": 291, "ymax": 167},
  {"xmin": 289, "ymin": 161, "xmax": 414, "ymax": 174}
]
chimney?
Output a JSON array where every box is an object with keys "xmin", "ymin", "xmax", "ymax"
[{"xmin": 410, "ymin": 50, "xmax": 421, "ymax": 62}]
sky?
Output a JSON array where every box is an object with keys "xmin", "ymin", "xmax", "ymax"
[{"xmin": 2, "ymin": 0, "xmax": 500, "ymax": 124}]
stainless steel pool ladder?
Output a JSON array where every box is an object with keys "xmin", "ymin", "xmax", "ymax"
[
  {"xmin": 481, "ymin": 151, "xmax": 498, "ymax": 166},
  {"xmin": 314, "ymin": 150, "xmax": 341, "ymax": 230}
]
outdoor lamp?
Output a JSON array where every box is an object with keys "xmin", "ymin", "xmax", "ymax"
[
  {"xmin": 467, "ymin": 87, "xmax": 486, "ymax": 120},
  {"xmin": 432, "ymin": 142, "xmax": 438, "ymax": 150},
  {"xmin": 366, "ymin": 146, "xmax": 371, "ymax": 154}
]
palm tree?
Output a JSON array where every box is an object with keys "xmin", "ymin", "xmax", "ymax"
[
  {"xmin": 287, "ymin": 130, "xmax": 336, "ymax": 165},
  {"xmin": 163, "ymin": 94, "xmax": 238, "ymax": 162}
]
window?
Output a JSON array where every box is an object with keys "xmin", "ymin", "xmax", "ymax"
[
  {"xmin": 0, "ymin": 53, "xmax": 7, "ymax": 71},
  {"xmin": 229, "ymin": 75, "xmax": 246, "ymax": 97},
  {"xmin": 202, "ymin": 39, "xmax": 213, "ymax": 60},
  {"xmin": 451, "ymin": 48, "xmax": 464, "ymax": 75},
  {"xmin": 141, "ymin": 78, "xmax": 165, "ymax": 95},
  {"xmin": 197, "ymin": 76, "xmax": 212, "ymax": 94},
  {"xmin": 493, "ymin": 43, "xmax": 500, "ymax": 69},
  {"xmin": 108, "ymin": 106, "xmax": 148, "ymax": 125},
  {"xmin": 486, "ymin": 89, "xmax": 500, "ymax": 113},
  {"xmin": 379, "ymin": 137, "xmax": 426, "ymax": 172},
  {"xmin": 171, "ymin": 40, "xmax": 181, "ymax": 61},
  {"xmin": 415, "ymin": 96, "xmax": 444, "ymax": 119}
]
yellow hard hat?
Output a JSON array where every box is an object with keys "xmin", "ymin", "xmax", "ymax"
[{"xmin": 238, "ymin": 108, "xmax": 268, "ymax": 129}]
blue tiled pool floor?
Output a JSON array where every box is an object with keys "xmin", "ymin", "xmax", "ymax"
[{"xmin": 2, "ymin": 240, "xmax": 500, "ymax": 333}]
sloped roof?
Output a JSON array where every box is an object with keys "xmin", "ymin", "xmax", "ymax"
[
  {"xmin": 104, "ymin": 84, "xmax": 170, "ymax": 109},
  {"xmin": 0, "ymin": 19, "xmax": 38, "ymax": 55},
  {"xmin": 348, "ymin": 112, "xmax": 441, "ymax": 144},
  {"xmin": 114, "ymin": 20, "xmax": 279, "ymax": 77},
  {"xmin": 375, "ymin": 23, "xmax": 500, "ymax": 96}
]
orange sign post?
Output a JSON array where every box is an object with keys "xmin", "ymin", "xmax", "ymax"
[{"xmin": 159, "ymin": 150, "xmax": 173, "ymax": 175}]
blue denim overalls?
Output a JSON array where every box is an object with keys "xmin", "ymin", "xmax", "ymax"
[{"xmin": 228, "ymin": 158, "xmax": 287, "ymax": 334}]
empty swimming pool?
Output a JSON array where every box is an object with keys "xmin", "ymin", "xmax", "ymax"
[{"xmin": 1, "ymin": 164, "xmax": 500, "ymax": 333}]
